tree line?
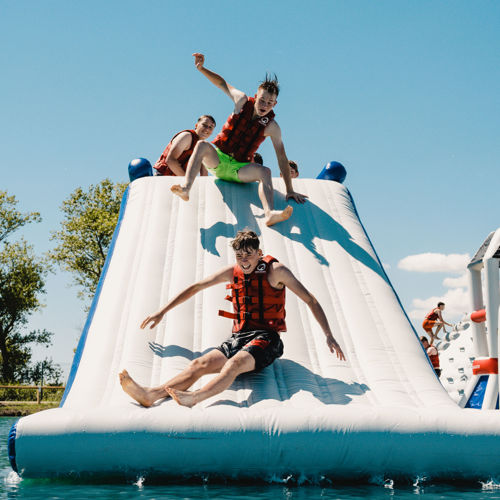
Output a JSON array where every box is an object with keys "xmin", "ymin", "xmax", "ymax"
[{"xmin": 0, "ymin": 179, "xmax": 127, "ymax": 385}]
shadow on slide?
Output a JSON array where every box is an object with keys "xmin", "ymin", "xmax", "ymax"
[
  {"xmin": 199, "ymin": 180, "xmax": 387, "ymax": 282},
  {"xmin": 149, "ymin": 342, "xmax": 370, "ymax": 406}
]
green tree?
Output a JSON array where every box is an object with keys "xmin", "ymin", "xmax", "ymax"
[
  {"xmin": 49, "ymin": 179, "xmax": 127, "ymax": 303},
  {"xmin": 0, "ymin": 192, "xmax": 57, "ymax": 382}
]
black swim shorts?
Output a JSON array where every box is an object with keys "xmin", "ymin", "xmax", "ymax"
[{"xmin": 216, "ymin": 330, "xmax": 284, "ymax": 372}]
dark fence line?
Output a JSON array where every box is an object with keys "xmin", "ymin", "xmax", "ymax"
[{"xmin": 0, "ymin": 385, "xmax": 65, "ymax": 404}]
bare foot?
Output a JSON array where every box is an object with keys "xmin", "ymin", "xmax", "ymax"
[
  {"xmin": 119, "ymin": 369, "xmax": 164, "ymax": 407},
  {"xmin": 166, "ymin": 387, "xmax": 197, "ymax": 408},
  {"xmin": 171, "ymin": 185, "xmax": 190, "ymax": 202},
  {"xmin": 265, "ymin": 206, "xmax": 293, "ymax": 227}
]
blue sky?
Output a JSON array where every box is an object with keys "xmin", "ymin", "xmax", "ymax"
[{"xmin": 1, "ymin": 1, "xmax": 499, "ymax": 377}]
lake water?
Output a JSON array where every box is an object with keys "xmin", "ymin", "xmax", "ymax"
[{"xmin": 1, "ymin": 417, "xmax": 499, "ymax": 499}]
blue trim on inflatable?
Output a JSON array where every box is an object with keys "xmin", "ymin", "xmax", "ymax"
[
  {"xmin": 60, "ymin": 186, "xmax": 131, "ymax": 407},
  {"xmin": 345, "ymin": 188, "xmax": 436, "ymax": 373},
  {"xmin": 465, "ymin": 375, "xmax": 489, "ymax": 409},
  {"xmin": 8, "ymin": 421, "xmax": 18, "ymax": 472}
]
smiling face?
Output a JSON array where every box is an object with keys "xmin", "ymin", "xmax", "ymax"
[
  {"xmin": 254, "ymin": 88, "xmax": 277, "ymax": 117},
  {"xmin": 234, "ymin": 247, "xmax": 263, "ymax": 274},
  {"xmin": 195, "ymin": 116, "xmax": 216, "ymax": 140}
]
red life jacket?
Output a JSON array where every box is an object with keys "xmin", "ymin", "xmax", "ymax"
[
  {"xmin": 427, "ymin": 347, "xmax": 440, "ymax": 369},
  {"xmin": 425, "ymin": 308, "xmax": 439, "ymax": 321},
  {"xmin": 154, "ymin": 129, "xmax": 199, "ymax": 176},
  {"xmin": 219, "ymin": 255, "xmax": 286, "ymax": 333},
  {"xmin": 212, "ymin": 97, "xmax": 274, "ymax": 163}
]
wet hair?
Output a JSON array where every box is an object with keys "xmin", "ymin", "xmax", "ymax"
[
  {"xmin": 197, "ymin": 115, "xmax": 216, "ymax": 126},
  {"xmin": 254, "ymin": 153, "xmax": 263, "ymax": 165},
  {"xmin": 289, "ymin": 160, "xmax": 298, "ymax": 173},
  {"xmin": 231, "ymin": 230, "xmax": 260, "ymax": 252},
  {"xmin": 437, "ymin": 302, "xmax": 445, "ymax": 307},
  {"xmin": 258, "ymin": 73, "xmax": 280, "ymax": 97}
]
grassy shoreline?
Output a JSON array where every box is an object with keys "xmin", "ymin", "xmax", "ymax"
[{"xmin": 0, "ymin": 402, "xmax": 60, "ymax": 417}]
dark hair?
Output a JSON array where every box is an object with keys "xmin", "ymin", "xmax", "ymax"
[
  {"xmin": 197, "ymin": 115, "xmax": 216, "ymax": 126},
  {"xmin": 258, "ymin": 73, "xmax": 279, "ymax": 96},
  {"xmin": 420, "ymin": 336, "xmax": 429, "ymax": 343},
  {"xmin": 437, "ymin": 302, "xmax": 445, "ymax": 307},
  {"xmin": 289, "ymin": 160, "xmax": 298, "ymax": 172},
  {"xmin": 231, "ymin": 230, "xmax": 260, "ymax": 252},
  {"xmin": 254, "ymin": 153, "xmax": 263, "ymax": 165}
]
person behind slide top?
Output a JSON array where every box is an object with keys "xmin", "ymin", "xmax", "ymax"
[
  {"xmin": 280, "ymin": 160, "xmax": 299, "ymax": 179},
  {"xmin": 171, "ymin": 53, "xmax": 308, "ymax": 227},
  {"xmin": 153, "ymin": 115, "xmax": 216, "ymax": 176},
  {"xmin": 422, "ymin": 301, "xmax": 452, "ymax": 345},
  {"xmin": 420, "ymin": 336, "xmax": 441, "ymax": 378},
  {"xmin": 119, "ymin": 230, "xmax": 345, "ymax": 408}
]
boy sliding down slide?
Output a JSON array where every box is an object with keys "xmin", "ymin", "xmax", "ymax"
[
  {"xmin": 120, "ymin": 230, "xmax": 345, "ymax": 408},
  {"xmin": 171, "ymin": 53, "xmax": 307, "ymax": 227}
]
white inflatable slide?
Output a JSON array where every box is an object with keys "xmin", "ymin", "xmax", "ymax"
[{"xmin": 8, "ymin": 177, "xmax": 500, "ymax": 481}]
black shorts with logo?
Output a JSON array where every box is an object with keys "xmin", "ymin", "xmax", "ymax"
[{"xmin": 216, "ymin": 330, "xmax": 284, "ymax": 372}]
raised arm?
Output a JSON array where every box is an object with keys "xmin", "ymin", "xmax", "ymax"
[
  {"xmin": 270, "ymin": 263, "xmax": 345, "ymax": 360},
  {"xmin": 140, "ymin": 265, "xmax": 233, "ymax": 330},
  {"xmin": 193, "ymin": 53, "xmax": 247, "ymax": 110},
  {"xmin": 266, "ymin": 121, "xmax": 308, "ymax": 204}
]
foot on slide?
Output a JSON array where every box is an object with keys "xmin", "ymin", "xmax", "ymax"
[
  {"xmin": 171, "ymin": 185, "xmax": 190, "ymax": 202},
  {"xmin": 119, "ymin": 369, "xmax": 157, "ymax": 408},
  {"xmin": 166, "ymin": 387, "xmax": 197, "ymax": 408},
  {"xmin": 265, "ymin": 206, "xmax": 293, "ymax": 227}
]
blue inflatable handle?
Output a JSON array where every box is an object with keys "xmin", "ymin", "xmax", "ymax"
[
  {"xmin": 128, "ymin": 158, "xmax": 153, "ymax": 182},
  {"xmin": 8, "ymin": 421, "xmax": 18, "ymax": 472},
  {"xmin": 317, "ymin": 161, "xmax": 347, "ymax": 183}
]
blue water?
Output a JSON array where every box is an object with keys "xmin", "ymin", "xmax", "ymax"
[{"xmin": 1, "ymin": 417, "xmax": 499, "ymax": 499}]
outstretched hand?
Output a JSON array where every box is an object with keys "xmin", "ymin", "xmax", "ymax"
[
  {"xmin": 140, "ymin": 312, "xmax": 165, "ymax": 330},
  {"xmin": 286, "ymin": 191, "xmax": 308, "ymax": 204},
  {"xmin": 192, "ymin": 52, "xmax": 205, "ymax": 70},
  {"xmin": 326, "ymin": 335, "xmax": 346, "ymax": 361}
]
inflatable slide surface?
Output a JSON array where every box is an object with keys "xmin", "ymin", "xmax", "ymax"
[{"xmin": 9, "ymin": 177, "xmax": 500, "ymax": 481}]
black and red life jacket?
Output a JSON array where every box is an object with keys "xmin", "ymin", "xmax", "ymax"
[
  {"xmin": 212, "ymin": 97, "xmax": 274, "ymax": 163},
  {"xmin": 427, "ymin": 347, "xmax": 440, "ymax": 369},
  {"xmin": 425, "ymin": 309, "xmax": 439, "ymax": 321},
  {"xmin": 154, "ymin": 129, "xmax": 199, "ymax": 176},
  {"xmin": 219, "ymin": 255, "xmax": 286, "ymax": 333}
]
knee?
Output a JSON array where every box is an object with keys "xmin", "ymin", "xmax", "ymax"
[
  {"xmin": 194, "ymin": 141, "xmax": 212, "ymax": 154},
  {"xmin": 224, "ymin": 354, "xmax": 252, "ymax": 374},
  {"xmin": 189, "ymin": 357, "xmax": 210, "ymax": 374}
]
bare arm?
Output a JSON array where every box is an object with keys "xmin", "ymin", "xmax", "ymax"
[
  {"xmin": 193, "ymin": 53, "xmax": 247, "ymax": 111},
  {"xmin": 266, "ymin": 121, "xmax": 308, "ymax": 204},
  {"xmin": 140, "ymin": 266, "xmax": 233, "ymax": 329},
  {"xmin": 436, "ymin": 311, "xmax": 452, "ymax": 327},
  {"xmin": 165, "ymin": 132, "xmax": 193, "ymax": 176},
  {"xmin": 269, "ymin": 263, "xmax": 345, "ymax": 360}
]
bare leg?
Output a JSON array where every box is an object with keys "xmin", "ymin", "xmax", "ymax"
[
  {"xmin": 171, "ymin": 142, "xmax": 220, "ymax": 201},
  {"xmin": 119, "ymin": 349, "xmax": 227, "ymax": 407},
  {"xmin": 434, "ymin": 323, "xmax": 443, "ymax": 341},
  {"xmin": 237, "ymin": 164, "xmax": 293, "ymax": 226},
  {"xmin": 168, "ymin": 351, "xmax": 256, "ymax": 408}
]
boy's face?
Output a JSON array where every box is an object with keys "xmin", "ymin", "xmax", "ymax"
[
  {"xmin": 234, "ymin": 247, "xmax": 263, "ymax": 274},
  {"xmin": 195, "ymin": 117, "xmax": 216, "ymax": 139},
  {"xmin": 254, "ymin": 89, "xmax": 277, "ymax": 117}
]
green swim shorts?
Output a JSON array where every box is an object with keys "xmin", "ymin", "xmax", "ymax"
[{"xmin": 208, "ymin": 148, "xmax": 249, "ymax": 183}]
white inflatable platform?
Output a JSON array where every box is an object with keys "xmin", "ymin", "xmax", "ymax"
[{"xmin": 8, "ymin": 177, "xmax": 500, "ymax": 481}]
